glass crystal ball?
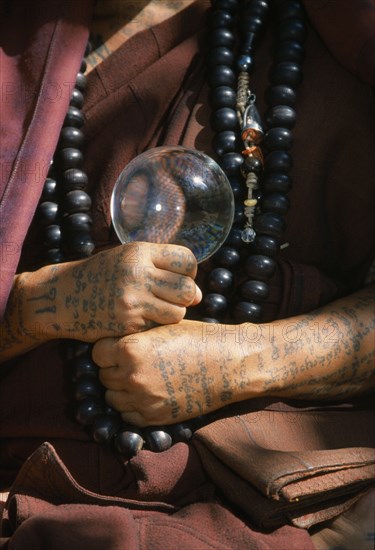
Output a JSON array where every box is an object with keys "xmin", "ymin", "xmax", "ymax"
[{"xmin": 111, "ymin": 146, "xmax": 234, "ymax": 263}]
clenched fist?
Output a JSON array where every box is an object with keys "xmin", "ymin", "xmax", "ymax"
[{"xmin": 13, "ymin": 242, "xmax": 201, "ymax": 347}]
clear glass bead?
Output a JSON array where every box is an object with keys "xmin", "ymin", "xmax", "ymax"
[
  {"xmin": 111, "ymin": 146, "xmax": 235, "ymax": 263},
  {"xmin": 241, "ymin": 227, "xmax": 256, "ymax": 243}
]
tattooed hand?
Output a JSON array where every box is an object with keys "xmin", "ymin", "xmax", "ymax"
[
  {"xmin": 1, "ymin": 242, "xmax": 201, "ymax": 361},
  {"xmin": 92, "ymin": 319, "xmax": 258, "ymax": 426},
  {"xmin": 93, "ymin": 285, "xmax": 375, "ymax": 426}
]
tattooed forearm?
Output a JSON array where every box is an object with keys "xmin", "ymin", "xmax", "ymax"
[{"xmin": 256, "ymin": 285, "xmax": 375, "ymax": 401}]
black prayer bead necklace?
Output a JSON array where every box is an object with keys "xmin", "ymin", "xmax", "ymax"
[{"xmin": 36, "ymin": 0, "xmax": 306, "ymax": 457}]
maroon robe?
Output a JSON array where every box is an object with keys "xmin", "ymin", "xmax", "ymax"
[{"xmin": 0, "ymin": 0, "xmax": 374, "ymax": 548}]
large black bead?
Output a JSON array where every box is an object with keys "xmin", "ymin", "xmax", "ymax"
[
  {"xmin": 233, "ymin": 203, "xmax": 246, "ymax": 224},
  {"xmin": 245, "ymin": 254, "xmax": 277, "ymax": 280},
  {"xmin": 228, "ymin": 177, "xmax": 245, "ymax": 199},
  {"xmin": 225, "ymin": 227, "xmax": 243, "ymax": 247},
  {"xmin": 80, "ymin": 59, "xmax": 87, "ymax": 73},
  {"xmin": 265, "ymin": 85, "xmax": 296, "ymax": 107},
  {"xmin": 208, "ymin": 65, "xmax": 236, "ymax": 87},
  {"xmin": 92, "ymin": 415, "xmax": 121, "ymax": 444},
  {"xmin": 213, "ymin": 0, "xmax": 238, "ymax": 13},
  {"xmin": 170, "ymin": 423, "xmax": 193, "ymax": 443},
  {"xmin": 64, "ymin": 106, "xmax": 84, "ymax": 128},
  {"xmin": 210, "ymin": 28, "xmax": 235, "ymax": 48},
  {"xmin": 65, "ymin": 231, "xmax": 95, "ymax": 257},
  {"xmin": 210, "ymin": 9, "xmax": 235, "ymax": 28},
  {"xmin": 145, "ymin": 429, "xmax": 173, "ymax": 452},
  {"xmin": 270, "ymin": 62, "xmax": 303, "ymax": 88},
  {"xmin": 233, "ymin": 301, "xmax": 263, "ymax": 322},
  {"xmin": 280, "ymin": 18, "xmax": 306, "ymax": 42},
  {"xmin": 37, "ymin": 201, "xmax": 59, "ymax": 225},
  {"xmin": 251, "ymin": 235, "xmax": 279, "ymax": 256},
  {"xmin": 274, "ymin": 41, "xmax": 305, "ymax": 64},
  {"xmin": 63, "ymin": 168, "xmax": 88, "ymax": 191},
  {"xmin": 59, "ymin": 127, "xmax": 85, "ymax": 149},
  {"xmin": 264, "ymin": 150, "xmax": 293, "ymax": 172},
  {"xmin": 43, "ymin": 224, "xmax": 61, "ymax": 248},
  {"xmin": 241, "ymin": 155, "xmax": 262, "ymax": 176},
  {"xmin": 63, "ymin": 212, "xmax": 93, "ymax": 232},
  {"xmin": 115, "ymin": 430, "xmax": 144, "ymax": 456},
  {"xmin": 240, "ymin": 15, "xmax": 264, "ymax": 34},
  {"xmin": 41, "ymin": 177, "xmax": 57, "ymax": 200},
  {"xmin": 210, "ymin": 86, "xmax": 237, "ymax": 109},
  {"xmin": 208, "ymin": 267, "xmax": 233, "ymax": 292},
  {"xmin": 72, "ymin": 356, "xmax": 98, "ymax": 380},
  {"xmin": 76, "ymin": 399, "xmax": 103, "ymax": 426},
  {"xmin": 261, "ymin": 192, "xmax": 290, "ymax": 214},
  {"xmin": 74, "ymin": 376, "xmax": 104, "ymax": 401},
  {"xmin": 202, "ymin": 293, "xmax": 228, "ymax": 316},
  {"xmin": 212, "ymin": 107, "xmax": 237, "ymax": 131},
  {"xmin": 61, "ymin": 340, "xmax": 92, "ymax": 361},
  {"xmin": 207, "ymin": 46, "xmax": 234, "ymax": 67},
  {"xmin": 265, "ymin": 106, "xmax": 296, "ymax": 129},
  {"xmin": 236, "ymin": 54, "xmax": 254, "ymax": 73},
  {"xmin": 219, "ymin": 152, "xmax": 243, "ymax": 175},
  {"xmin": 46, "ymin": 248, "xmax": 64, "ymax": 264},
  {"xmin": 278, "ymin": 0, "xmax": 304, "ymax": 20},
  {"xmin": 214, "ymin": 246, "xmax": 240, "ymax": 267},
  {"xmin": 253, "ymin": 212, "xmax": 285, "ymax": 238},
  {"xmin": 241, "ymin": 279, "xmax": 269, "ymax": 301},
  {"xmin": 213, "ymin": 130, "xmax": 238, "ymax": 156},
  {"xmin": 246, "ymin": 0, "xmax": 269, "ymax": 17},
  {"xmin": 70, "ymin": 87, "xmax": 84, "ymax": 109},
  {"xmin": 75, "ymin": 72, "xmax": 87, "ymax": 92},
  {"xmin": 263, "ymin": 172, "xmax": 292, "ymax": 193},
  {"xmin": 59, "ymin": 147, "xmax": 83, "ymax": 170},
  {"xmin": 63, "ymin": 189, "xmax": 92, "ymax": 214},
  {"xmin": 263, "ymin": 128, "xmax": 293, "ymax": 151}
]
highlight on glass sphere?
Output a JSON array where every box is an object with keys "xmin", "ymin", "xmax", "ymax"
[{"xmin": 110, "ymin": 146, "xmax": 235, "ymax": 263}]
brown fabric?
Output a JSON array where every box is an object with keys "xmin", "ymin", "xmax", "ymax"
[
  {"xmin": 0, "ymin": 0, "xmax": 94, "ymax": 318},
  {"xmin": 0, "ymin": 443, "xmax": 314, "ymax": 550},
  {"xmin": 303, "ymin": 0, "xmax": 375, "ymax": 86},
  {"xmin": 193, "ymin": 403, "xmax": 375, "ymax": 528}
]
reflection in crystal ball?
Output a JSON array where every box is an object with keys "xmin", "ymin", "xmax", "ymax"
[{"xmin": 111, "ymin": 146, "xmax": 234, "ymax": 263}]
